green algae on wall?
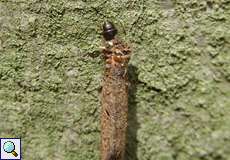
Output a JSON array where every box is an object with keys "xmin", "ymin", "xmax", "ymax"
[{"xmin": 0, "ymin": 0, "xmax": 230, "ymax": 160}]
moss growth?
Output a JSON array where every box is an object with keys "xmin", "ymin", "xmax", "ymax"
[{"xmin": 0, "ymin": 0, "xmax": 230, "ymax": 160}]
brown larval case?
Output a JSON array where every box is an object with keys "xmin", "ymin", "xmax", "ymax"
[{"xmin": 101, "ymin": 22, "xmax": 131, "ymax": 160}]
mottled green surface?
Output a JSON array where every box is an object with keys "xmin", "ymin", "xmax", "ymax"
[{"xmin": 0, "ymin": 0, "xmax": 230, "ymax": 160}]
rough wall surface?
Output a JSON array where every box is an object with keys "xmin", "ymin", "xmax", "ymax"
[{"xmin": 0, "ymin": 0, "xmax": 230, "ymax": 160}]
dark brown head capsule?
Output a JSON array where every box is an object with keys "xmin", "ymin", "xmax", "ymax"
[{"xmin": 102, "ymin": 21, "xmax": 118, "ymax": 41}]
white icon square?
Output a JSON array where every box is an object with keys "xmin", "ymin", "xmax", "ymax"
[{"xmin": 0, "ymin": 138, "xmax": 21, "ymax": 160}]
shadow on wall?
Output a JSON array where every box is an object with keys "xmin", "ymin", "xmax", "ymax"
[{"xmin": 125, "ymin": 65, "xmax": 139, "ymax": 160}]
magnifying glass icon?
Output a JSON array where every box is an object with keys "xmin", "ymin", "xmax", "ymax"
[{"xmin": 3, "ymin": 141, "xmax": 18, "ymax": 157}]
